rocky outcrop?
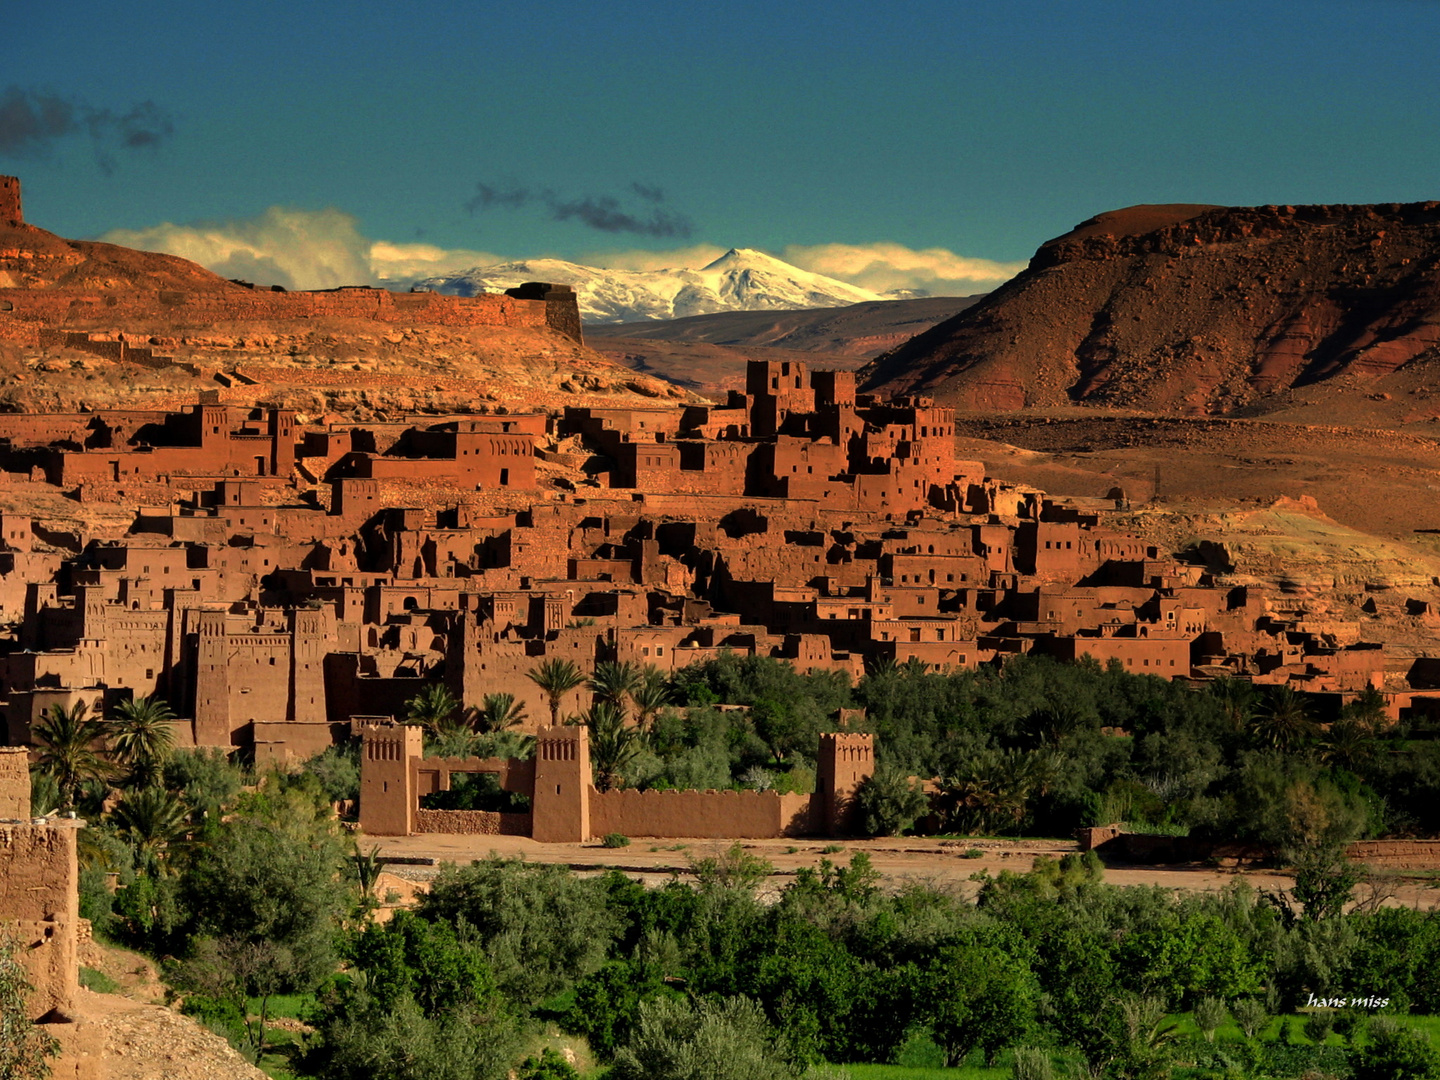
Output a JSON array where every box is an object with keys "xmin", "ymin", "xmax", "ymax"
[{"xmin": 861, "ymin": 202, "xmax": 1440, "ymax": 415}]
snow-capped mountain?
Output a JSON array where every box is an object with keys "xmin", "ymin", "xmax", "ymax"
[{"xmin": 405, "ymin": 248, "xmax": 894, "ymax": 324}]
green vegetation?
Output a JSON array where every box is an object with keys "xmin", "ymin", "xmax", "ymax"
[
  {"xmin": 2, "ymin": 931, "xmax": 59, "ymax": 1079},
  {"xmin": 31, "ymin": 659, "xmax": 1440, "ymax": 1080},
  {"xmin": 78, "ymin": 966, "xmax": 121, "ymax": 994}
]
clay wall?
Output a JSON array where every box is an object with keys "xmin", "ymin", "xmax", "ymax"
[
  {"xmin": 0, "ymin": 412, "xmax": 98, "ymax": 448},
  {"xmin": 589, "ymin": 788, "xmax": 815, "ymax": 838},
  {"xmin": 0, "ymin": 821, "xmax": 79, "ymax": 1021}
]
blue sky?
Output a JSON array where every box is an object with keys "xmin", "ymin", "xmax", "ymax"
[{"xmin": 4, "ymin": 0, "xmax": 1440, "ymax": 291}]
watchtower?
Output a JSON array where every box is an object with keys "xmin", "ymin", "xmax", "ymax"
[
  {"xmin": 816, "ymin": 732, "xmax": 875, "ymax": 836},
  {"xmin": 532, "ymin": 724, "xmax": 590, "ymax": 842},
  {"xmin": 0, "ymin": 175, "xmax": 21, "ymax": 226},
  {"xmin": 359, "ymin": 721, "xmax": 422, "ymax": 836}
]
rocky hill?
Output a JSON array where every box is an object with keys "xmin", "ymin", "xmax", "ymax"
[
  {"xmin": 860, "ymin": 202, "xmax": 1440, "ymax": 415},
  {"xmin": 0, "ymin": 212, "xmax": 687, "ymax": 418}
]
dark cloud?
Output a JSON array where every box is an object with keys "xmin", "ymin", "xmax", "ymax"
[
  {"xmin": 464, "ymin": 183, "xmax": 531, "ymax": 212},
  {"xmin": 548, "ymin": 194, "xmax": 691, "ymax": 238},
  {"xmin": 0, "ymin": 86, "xmax": 173, "ymax": 169},
  {"xmin": 465, "ymin": 179, "xmax": 693, "ymax": 239}
]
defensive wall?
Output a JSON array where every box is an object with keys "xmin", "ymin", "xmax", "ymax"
[
  {"xmin": 0, "ymin": 746, "xmax": 81, "ymax": 1022},
  {"xmin": 0, "ymin": 177, "xmax": 583, "ymax": 344},
  {"xmin": 359, "ymin": 721, "xmax": 874, "ymax": 841},
  {"xmin": 0, "ymin": 283, "xmax": 582, "ymax": 344}
]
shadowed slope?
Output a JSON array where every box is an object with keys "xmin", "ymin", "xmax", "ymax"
[{"xmin": 861, "ymin": 202, "xmax": 1440, "ymax": 415}]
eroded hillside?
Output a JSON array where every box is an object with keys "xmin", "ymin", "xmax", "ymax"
[{"xmin": 862, "ymin": 202, "xmax": 1440, "ymax": 415}]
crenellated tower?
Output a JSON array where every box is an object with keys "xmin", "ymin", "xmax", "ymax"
[
  {"xmin": 816, "ymin": 732, "xmax": 875, "ymax": 836},
  {"xmin": 532, "ymin": 724, "xmax": 591, "ymax": 842}
]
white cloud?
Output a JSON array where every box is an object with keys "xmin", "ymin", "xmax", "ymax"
[
  {"xmin": 369, "ymin": 240, "xmax": 506, "ymax": 285},
  {"xmin": 781, "ymin": 241, "xmax": 1026, "ymax": 295},
  {"xmin": 101, "ymin": 207, "xmax": 378, "ymax": 291},
  {"xmin": 100, "ymin": 207, "xmax": 1025, "ymax": 298},
  {"xmin": 578, "ymin": 243, "xmax": 729, "ymax": 272}
]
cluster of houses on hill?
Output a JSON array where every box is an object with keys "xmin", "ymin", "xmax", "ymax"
[{"xmin": 0, "ymin": 359, "xmax": 1411, "ymax": 762}]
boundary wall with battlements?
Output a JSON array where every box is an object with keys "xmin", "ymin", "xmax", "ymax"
[{"xmin": 358, "ymin": 721, "xmax": 873, "ymax": 841}]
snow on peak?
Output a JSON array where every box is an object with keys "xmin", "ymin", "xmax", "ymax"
[{"xmin": 405, "ymin": 247, "xmax": 886, "ymax": 325}]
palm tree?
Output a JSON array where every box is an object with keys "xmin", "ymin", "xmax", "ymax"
[
  {"xmin": 109, "ymin": 695, "xmax": 177, "ymax": 788},
  {"xmin": 632, "ymin": 666, "xmax": 671, "ymax": 732},
  {"xmin": 350, "ymin": 843, "xmax": 385, "ymax": 909},
  {"xmin": 1210, "ymin": 677, "xmax": 1259, "ymax": 735},
  {"xmin": 1319, "ymin": 716, "xmax": 1377, "ymax": 774},
  {"xmin": 588, "ymin": 660, "xmax": 643, "ymax": 717},
  {"xmin": 1250, "ymin": 685, "xmax": 1318, "ymax": 752},
  {"xmin": 33, "ymin": 701, "xmax": 111, "ymax": 809},
  {"xmin": 111, "ymin": 785, "xmax": 190, "ymax": 875},
  {"xmin": 527, "ymin": 658, "xmax": 587, "ymax": 727},
  {"xmin": 584, "ymin": 701, "xmax": 643, "ymax": 793},
  {"xmin": 404, "ymin": 684, "xmax": 464, "ymax": 740},
  {"xmin": 474, "ymin": 692, "xmax": 528, "ymax": 734}
]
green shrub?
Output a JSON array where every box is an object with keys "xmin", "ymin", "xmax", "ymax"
[
  {"xmin": 517, "ymin": 1047, "xmax": 581, "ymax": 1080},
  {"xmin": 78, "ymin": 966, "xmax": 120, "ymax": 994},
  {"xmin": 602, "ymin": 833, "xmax": 631, "ymax": 849},
  {"xmin": 1012, "ymin": 1045, "xmax": 1055, "ymax": 1080},
  {"xmin": 180, "ymin": 992, "xmax": 250, "ymax": 1048},
  {"xmin": 1354, "ymin": 1018, "xmax": 1440, "ymax": 1080}
]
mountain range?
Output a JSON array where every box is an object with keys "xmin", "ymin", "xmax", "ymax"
[
  {"xmin": 410, "ymin": 247, "xmax": 919, "ymax": 324},
  {"xmin": 586, "ymin": 296, "xmax": 984, "ymax": 397}
]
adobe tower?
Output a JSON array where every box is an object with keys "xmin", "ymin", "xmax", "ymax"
[
  {"xmin": 0, "ymin": 175, "xmax": 21, "ymax": 226},
  {"xmin": 816, "ymin": 732, "xmax": 875, "ymax": 836}
]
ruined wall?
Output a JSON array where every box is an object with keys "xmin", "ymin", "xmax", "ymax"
[
  {"xmin": 0, "ymin": 174, "xmax": 20, "ymax": 226},
  {"xmin": 0, "ymin": 820, "xmax": 79, "ymax": 1021},
  {"xmin": 589, "ymin": 788, "xmax": 815, "ymax": 839},
  {"xmin": 0, "ymin": 279, "xmax": 586, "ymax": 347},
  {"xmin": 0, "ymin": 746, "xmax": 30, "ymax": 818}
]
